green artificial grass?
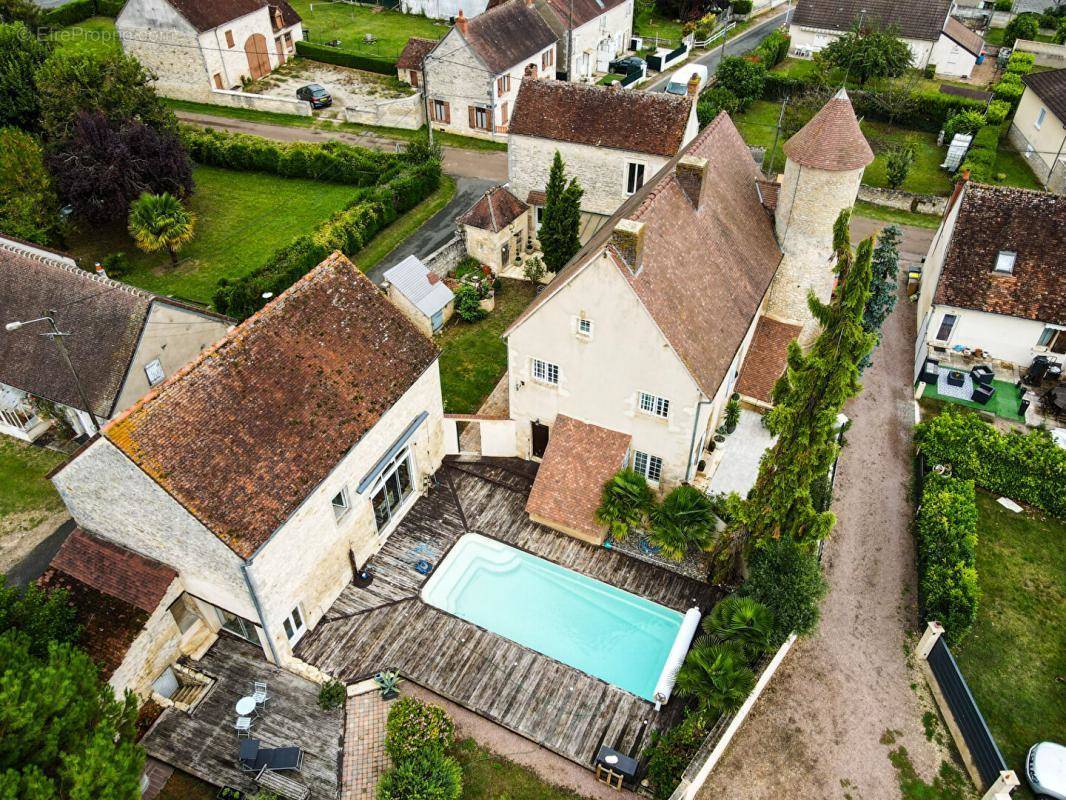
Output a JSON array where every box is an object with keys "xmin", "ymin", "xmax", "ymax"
[
  {"xmin": 0, "ymin": 439, "xmax": 67, "ymax": 523},
  {"xmin": 921, "ymin": 378, "xmax": 1025, "ymax": 422},
  {"xmin": 453, "ymin": 739, "xmax": 585, "ymax": 800},
  {"xmin": 65, "ymin": 165, "xmax": 357, "ymax": 305},
  {"xmin": 49, "ymin": 16, "xmax": 120, "ymax": 58},
  {"xmin": 953, "ymin": 493, "xmax": 1066, "ymax": 800},
  {"xmin": 351, "ymin": 175, "xmax": 456, "ymax": 272},
  {"xmin": 288, "ymin": 0, "xmax": 446, "ymax": 57}
]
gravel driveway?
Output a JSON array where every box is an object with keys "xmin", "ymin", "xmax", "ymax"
[{"xmin": 696, "ymin": 221, "xmax": 952, "ymax": 799}]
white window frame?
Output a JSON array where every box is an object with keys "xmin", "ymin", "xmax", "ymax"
[
  {"xmin": 638, "ymin": 391, "xmax": 670, "ymax": 419},
  {"xmin": 282, "ymin": 605, "xmax": 306, "ymax": 645},
  {"xmin": 934, "ymin": 313, "xmax": 957, "ymax": 343},
  {"xmin": 1036, "ymin": 107, "xmax": 1047, "ymax": 130},
  {"xmin": 625, "ymin": 161, "xmax": 646, "ymax": 196},
  {"xmin": 1037, "ymin": 325, "xmax": 1066, "ymax": 353},
  {"xmin": 531, "ymin": 358, "xmax": 559, "ymax": 385},
  {"xmin": 331, "ymin": 486, "xmax": 350, "ymax": 521},
  {"xmin": 144, "ymin": 358, "xmax": 165, "ymax": 387},
  {"xmin": 576, "ymin": 318, "xmax": 593, "ymax": 339},
  {"xmin": 370, "ymin": 447, "xmax": 416, "ymax": 536},
  {"xmin": 993, "ymin": 250, "xmax": 1016, "ymax": 274},
  {"xmin": 632, "ymin": 450, "xmax": 663, "ymax": 483}
]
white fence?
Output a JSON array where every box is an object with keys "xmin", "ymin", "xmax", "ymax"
[{"xmin": 443, "ymin": 416, "xmax": 517, "ymax": 457}]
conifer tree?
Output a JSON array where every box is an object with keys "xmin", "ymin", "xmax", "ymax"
[
  {"xmin": 539, "ymin": 151, "xmax": 583, "ymax": 272},
  {"xmin": 859, "ymin": 223, "xmax": 900, "ymax": 373}
]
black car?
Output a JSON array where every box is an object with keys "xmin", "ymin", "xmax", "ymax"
[
  {"xmin": 608, "ymin": 55, "xmax": 645, "ymax": 76},
  {"xmin": 297, "ymin": 83, "xmax": 332, "ymax": 109}
]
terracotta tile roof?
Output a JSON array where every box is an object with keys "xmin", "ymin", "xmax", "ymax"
[
  {"xmin": 460, "ymin": 0, "xmax": 558, "ymax": 74},
  {"xmin": 734, "ymin": 316, "xmax": 801, "ymax": 404},
  {"xmin": 526, "ymin": 190, "xmax": 546, "ymax": 205},
  {"xmin": 525, "ymin": 415, "xmax": 631, "ymax": 539},
  {"xmin": 541, "ymin": 0, "xmax": 629, "ymax": 29},
  {"xmin": 942, "ymin": 16, "xmax": 984, "ymax": 57},
  {"xmin": 755, "ymin": 178, "xmax": 779, "ymax": 211},
  {"xmin": 792, "ymin": 0, "xmax": 951, "ymax": 42},
  {"xmin": 1023, "ymin": 68, "xmax": 1066, "ymax": 123},
  {"xmin": 49, "ymin": 528, "xmax": 177, "ymax": 614},
  {"xmin": 509, "ymin": 80, "xmax": 693, "ymax": 158},
  {"xmin": 933, "ymin": 184, "xmax": 1065, "ymax": 326},
  {"xmin": 783, "ymin": 88, "xmax": 873, "ymax": 172},
  {"xmin": 397, "ymin": 37, "xmax": 438, "ymax": 70},
  {"xmin": 458, "ymin": 186, "xmax": 528, "ymax": 231},
  {"xmin": 167, "ymin": 0, "xmax": 295, "ymax": 31},
  {"xmin": 104, "ymin": 252, "xmax": 440, "ymax": 558},
  {"xmin": 271, "ymin": 1, "xmax": 301, "ymax": 30},
  {"xmin": 506, "ymin": 112, "xmax": 783, "ymax": 398}
]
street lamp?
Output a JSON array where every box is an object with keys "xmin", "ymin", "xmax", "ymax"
[{"xmin": 4, "ymin": 314, "xmax": 102, "ymax": 434}]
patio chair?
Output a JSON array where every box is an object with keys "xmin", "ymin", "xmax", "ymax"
[
  {"xmin": 970, "ymin": 364, "xmax": 994, "ymax": 387},
  {"xmin": 972, "ymin": 383, "xmax": 996, "ymax": 406},
  {"xmin": 238, "ymin": 739, "xmax": 304, "ymax": 773},
  {"xmin": 235, "ymin": 716, "xmax": 253, "ymax": 737},
  {"xmin": 239, "ymin": 739, "xmax": 262, "ymax": 771},
  {"xmin": 252, "ymin": 681, "xmax": 269, "ymax": 708}
]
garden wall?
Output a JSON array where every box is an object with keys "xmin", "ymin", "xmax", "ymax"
[
  {"xmin": 343, "ymin": 92, "xmax": 425, "ymax": 130},
  {"xmin": 163, "ymin": 84, "xmax": 313, "ymax": 116},
  {"xmin": 1013, "ymin": 38, "xmax": 1066, "ymax": 68},
  {"xmin": 857, "ymin": 186, "xmax": 948, "ymax": 215},
  {"xmin": 423, "ymin": 235, "xmax": 466, "ymax": 277}
]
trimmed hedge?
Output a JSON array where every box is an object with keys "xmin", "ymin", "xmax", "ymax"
[
  {"xmin": 916, "ymin": 472, "xmax": 979, "ymax": 644},
  {"xmin": 384, "ymin": 697, "xmax": 455, "ymax": 763},
  {"xmin": 916, "ymin": 411, "xmax": 1066, "ymax": 517},
  {"xmin": 958, "ymin": 122, "xmax": 1003, "ymax": 182},
  {"xmin": 295, "ymin": 40, "xmax": 396, "ymax": 75},
  {"xmin": 41, "ymin": 0, "xmax": 123, "ymax": 26},
  {"xmin": 753, "ymin": 29, "xmax": 790, "ymax": 68},
  {"xmin": 1006, "ymin": 50, "xmax": 1035, "ymax": 75}
]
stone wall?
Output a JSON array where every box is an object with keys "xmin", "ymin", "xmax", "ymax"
[
  {"xmin": 157, "ymin": 85, "xmax": 312, "ymax": 114},
  {"xmin": 118, "ymin": 26, "xmax": 210, "ymax": 92},
  {"xmin": 1014, "ymin": 38, "xmax": 1066, "ymax": 68},
  {"xmin": 109, "ymin": 579, "xmax": 184, "ymax": 698},
  {"xmin": 856, "ymin": 185, "xmax": 948, "ymax": 215},
  {"xmin": 423, "ymin": 235, "xmax": 466, "ymax": 277},
  {"xmin": 344, "ymin": 92, "xmax": 425, "ymax": 130}
]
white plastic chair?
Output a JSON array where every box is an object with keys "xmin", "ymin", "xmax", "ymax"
[
  {"xmin": 235, "ymin": 716, "xmax": 253, "ymax": 737},
  {"xmin": 252, "ymin": 681, "xmax": 269, "ymax": 708}
]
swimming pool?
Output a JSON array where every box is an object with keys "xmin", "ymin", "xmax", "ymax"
[{"xmin": 420, "ymin": 533, "xmax": 685, "ymax": 700}]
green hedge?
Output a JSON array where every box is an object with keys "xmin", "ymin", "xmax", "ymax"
[
  {"xmin": 41, "ymin": 0, "xmax": 123, "ymax": 26},
  {"xmin": 180, "ymin": 126, "xmax": 401, "ymax": 186},
  {"xmin": 916, "ymin": 412, "xmax": 1066, "ymax": 517},
  {"xmin": 753, "ymin": 29, "xmax": 790, "ymax": 68},
  {"xmin": 958, "ymin": 122, "xmax": 1003, "ymax": 181},
  {"xmin": 294, "ymin": 40, "xmax": 396, "ymax": 75},
  {"xmin": 916, "ymin": 472, "xmax": 979, "ymax": 644},
  {"xmin": 384, "ymin": 697, "xmax": 455, "ymax": 763}
]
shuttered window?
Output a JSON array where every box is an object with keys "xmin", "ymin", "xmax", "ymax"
[
  {"xmin": 431, "ymin": 99, "xmax": 450, "ymax": 123},
  {"xmin": 469, "ymin": 105, "xmax": 491, "ymax": 131}
]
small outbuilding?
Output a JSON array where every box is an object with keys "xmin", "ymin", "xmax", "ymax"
[
  {"xmin": 458, "ymin": 185, "xmax": 530, "ymax": 278},
  {"xmin": 383, "ymin": 255, "xmax": 456, "ymax": 336}
]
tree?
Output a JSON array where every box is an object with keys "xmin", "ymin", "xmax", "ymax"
[
  {"xmin": 821, "ymin": 26, "xmax": 913, "ymax": 85},
  {"xmin": 1003, "ymin": 12, "xmax": 1039, "ymax": 47},
  {"xmin": 697, "ymin": 86, "xmax": 740, "ymax": 127},
  {"xmin": 128, "ymin": 191, "xmax": 196, "ymax": 266},
  {"xmin": 0, "ymin": 576, "xmax": 78, "ymax": 659},
  {"xmin": 700, "ymin": 595, "xmax": 774, "ymax": 658},
  {"xmin": 49, "ymin": 111, "xmax": 193, "ymax": 224},
  {"xmin": 595, "ymin": 468, "xmax": 655, "ymax": 540},
  {"xmin": 0, "ymin": 631, "xmax": 144, "ymax": 800},
  {"xmin": 859, "ymin": 224, "xmax": 900, "ymax": 372},
  {"xmin": 453, "ymin": 283, "xmax": 487, "ymax": 322},
  {"xmin": 741, "ymin": 536, "xmax": 828, "ymax": 643},
  {"xmin": 0, "ymin": 127, "xmax": 59, "ymax": 244},
  {"xmin": 673, "ymin": 641, "xmax": 756, "ymax": 721},
  {"xmin": 714, "ymin": 56, "xmax": 766, "ymax": 109},
  {"xmin": 649, "ymin": 485, "xmax": 716, "ymax": 561},
  {"xmin": 539, "ymin": 151, "xmax": 583, "ymax": 273},
  {"xmin": 742, "ymin": 210, "xmax": 877, "ymax": 546},
  {"xmin": 0, "ymin": 0, "xmax": 41, "ymax": 29},
  {"xmin": 0, "ymin": 22, "xmax": 50, "ymax": 130},
  {"xmin": 376, "ymin": 747, "xmax": 462, "ymax": 800},
  {"xmin": 884, "ymin": 141, "xmax": 916, "ymax": 189}
]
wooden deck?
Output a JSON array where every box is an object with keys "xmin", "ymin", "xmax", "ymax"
[
  {"xmin": 143, "ymin": 636, "xmax": 343, "ymax": 800},
  {"xmin": 296, "ymin": 458, "xmax": 713, "ymax": 768}
]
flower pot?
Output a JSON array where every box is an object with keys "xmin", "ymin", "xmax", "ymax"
[{"xmin": 382, "ymin": 688, "xmax": 399, "ymax": 700}]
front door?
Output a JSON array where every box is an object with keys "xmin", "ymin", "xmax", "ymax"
[
  {"xmin": 245, "ymin": 33, "xmax": 271, "ymax": 80},
  {"xmin": 531, "ymin": 421, "xmax": 549, "ymax": 459},
  {"xmin": 501, "ymin": 241, "xmax": 510, "ymax": 266}
]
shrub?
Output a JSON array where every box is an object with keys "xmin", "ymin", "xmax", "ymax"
[
  {"xmin": 40, "ymin": 0, "xmax": 95, "ymax": 27},
  {"xmin": 730, "ymin": 0, "xmax": 752, "ymax": 13},
  {"xmin": 697, "ymin": 86, "xmax": 740, "ymax": 126},
  {"xmin": 0, "ymin": 22, "xmax": 52, "ymax": 130},
  {"xmin": 1006, "ymin": 50, "xmax": 1035, "ymax": 75},
  {"xmin": 1003, "ymin": 12, "xmax": 1039, "ymax": 47},
  {"xmin": 376, "ymin": 747, "xmax": 462, "ymax": 800},
  {"xmin": 317, "ymin": 679, "xmax": 345, "ymax": 710},
  {"xmin": 915, "ymin": 411, "xmax": 1066, "ymax": 517},
  {"xmin": 943, "ymin": 110, "xmax": 986, "ymax": 140},
  {"xmin": 295, "ymin": 40, "xmax": 396, "ymax": 75},
  {"xmin": 741, "ymin": 537, "xmax": 827, "ymax": 644},
  {"xmin": 643, "ymin": 712, "xmax": 708, "ymax": 800},
  {"xmin": 885, "ymin": 141, "xmax": 916, "ymax": 189},
  {"xmin": 753, "ymin": 28, "xmax": 790, "ymax": 67},
  {"xmin": 0, "ymin": 127, "xmax": 58, "ymax": 245},
  {"xmin": 994, "ymin": 0, "xmax": 1011, "ymax": 9},
  {"xmin": 596, "ymin": 468, "xmax": 655, "ymax": 541},
  {"xmin": 453, "ymin": 284, "xmax": 486, "ymax": 322},
  {"xmin": 915, "ymin": 473, "xmax": 978, "ymax": 643},
  {"xmin": 100, "ymin": 251, "xmax": 129, "ymax": 278},
  {"xmin": 384, "ymin": 697, "xmax": 454, "ymax": 762},
  {"xmin": 649, "ymin": 485, "xmax": 716, "ymax": 561},
  {"xmin": 716, "ymin": 57, "xmax": 766, "ymax": 108},
  {"xmin": 984, "ymin": 99, "xmax": 1011, "ymax": 125},
  {"xmin": 522, "ymin": 254, "xmax": 545, "ymax": 283},
  {"xmin": 992, "ymin": 72, "xmax": 1025, "ymax": 107},
  {"xmin": 958, "ymin": 122, "xmax": 1002, "ymax": 182}
]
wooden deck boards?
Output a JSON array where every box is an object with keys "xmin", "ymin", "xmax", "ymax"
[{"xmin": 142, "ymin": 636, "xmax": 343, "ymax": 800}]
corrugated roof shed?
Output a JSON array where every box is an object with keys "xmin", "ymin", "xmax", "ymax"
[{"xmin": 383, "ymin": 255, "xmax": 455, "ymax": 317}]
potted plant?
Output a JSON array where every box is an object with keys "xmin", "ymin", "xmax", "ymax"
[
  {"xmin": 217, "ymin": 787, "xmax": 245, "ymax": 800},
  {"xmin": 724, "ymin": 393, "xmax": 741, "ymax": 434},
  {"xmin": 374, "ymin": 670, "xmax": 402, "ymax": 699}
]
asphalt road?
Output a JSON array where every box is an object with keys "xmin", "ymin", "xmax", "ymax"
[
  {"xmin": 645, "ymin": 5, "xmax": 794, "ymax": 92},
  {"xmin": 4, "ymin": 518, "xmax": 75, "ymax": 588}
]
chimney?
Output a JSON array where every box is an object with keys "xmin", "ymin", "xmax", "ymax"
[
  {"xmin": 427, "ymin": 271, "xmax": 440, "ymax": 285},
  {"xmin": 676, "ymin": 154, "xmax": 709, "ymax": 208},
  {"xmin": 686, "ymin": 72, "xmax": 700, "ymax": 99},
  {"xmin": 94, "ymin": 261, "xmax": 107, "ymax": 279},
  {"xmin": 524, "ymin": 63, "xmax": 537, "ymax": 78},
  {"xmin": 609, "ymin": 218, "xmax": 645, "ymax": 274},
  {"xmin": 456, "ymin": 9, "xmax": 468, "ymax": 34},
  {"xmin": 526, "ymin": 0, "xmax": 534, "ymax": 7}
]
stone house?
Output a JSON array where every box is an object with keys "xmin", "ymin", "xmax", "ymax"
[
  {"xmin": 0, "ymin": 236, "xmax": 232, "ymax": 443},
  {"xmin": 383, "ymin": 254, "xmax": 456, "ymax": 335},
  {"xmin": 423, "ymin": 0, "xmax": 558, "ymax": 140},
  {"xmin": 116, "ymin": 0, "xmax": 303, "ymax": 97},
  {"xmin": 507, "ymin": 80, "xmax": 699, "ymax": 218},
  {"xmin": 916, "ymin": 182, "xmax": 1065, "ymax": 373},
  {"xmin": 503, "ymin": 91, "xmax": 872, "ymax": 542},
  {"xmin": 458, "ymin": 185, "xmax": 531, "ymax": 277},
  {"xmin": 1009, "ymin": 69, "xmax": 1066, "ymax": 195},
  {"xmin": 396, "ymin": 37, "xmax": 438, "ymax": 88},
  {"xmin": 50, "ymin": 253, "xmax": 446, "ymax": 674},
  {"xmin": 789, "ymin": 0, "xmax": 984, "ymax": 78}
]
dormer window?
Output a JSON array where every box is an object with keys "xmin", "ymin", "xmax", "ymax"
[{"xmin": 994, "ymin": 250, "xmax": 1016, "ymax": 274}]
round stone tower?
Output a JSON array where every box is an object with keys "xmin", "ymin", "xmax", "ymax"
[{"xmin": 766, "ymin": 88, "xmax": 874, "ymax": 346}]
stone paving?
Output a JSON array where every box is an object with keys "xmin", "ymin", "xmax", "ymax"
[{"xmin": 341, "ymin": 692, "xmax": 392, "ymax": 800}]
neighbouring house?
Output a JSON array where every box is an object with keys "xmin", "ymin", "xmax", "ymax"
[
  {"xmin": 457, "ymin": 185, "xmax": 531, "ymax": 277},
  {"xmin": 1009, "ymin": 69, "xmax": 1066, "ymax": 195},
  {"xmin": 0, "ymin": 236, "xmax": 232, "ymax": 443},
  {"xmin": 116, "ymin": 0, "xmax": 303, "ymax": 97},
  {"xmin": 422, "ymin": 0, "xmax": 558, "ymax": 140},
  {"xmin": 916, "ymin": 182, "xmax": 1065, "ymax": 374},
  {"xmin": 383, "ymin": 254, "xmax": 456, "ymax": 335},
  {"xmin": 396, "ymin": 37, "xmax": 438, "ymax": 88},
  {"xmin": 789, "ymin": 0, "xmax": 984, "ymax": 78},
  {"xmin": 502, "ymin": 89, "xmax": 872, "ymax": 541},
  {"xmin": 507, "ymin": 79, "xmax": 699, "ymax": 218},
  {"xmin": 49, "ymin": 252, "xmax": 446, "ymax": 673}
]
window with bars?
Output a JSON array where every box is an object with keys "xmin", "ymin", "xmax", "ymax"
[
  {"xmin": 638, "ymin": 392, "xmax": 669, "ymax": 418},
  {"xmin": 633, "ymin": 450, "xmax": 663, "ymax": 483},
  {"xmin": 532, "ymin": 358, "xmax": 559, "ymax": 385}
]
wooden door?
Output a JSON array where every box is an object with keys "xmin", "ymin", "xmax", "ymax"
[
  {"xmin": 531, "ymin": 421, "xmax": 549, "ymax": 459},
  {"xmin": 275, "ymin": 36, "xmax": 286, "ymax": 65},
  {"xmin": 245, "ymin": 33, "xmax": 271, "ymax": 80}
]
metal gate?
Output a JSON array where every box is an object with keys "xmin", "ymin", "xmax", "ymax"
[{"xmin": 927, "ymin": 636, "xmax": 1008, "ymax": 789}]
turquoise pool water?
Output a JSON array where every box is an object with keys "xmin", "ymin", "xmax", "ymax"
[{"xmin": 420, "ymin": 533, "xmax": 683, "ymax": 700}]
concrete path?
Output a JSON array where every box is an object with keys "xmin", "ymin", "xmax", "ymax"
[
  {"xmin": 3, "ymin": 516, "xmax": 75, "ymax": 588},
  {"xmin": 174, "ymin": 111, "xmax": 508, "ymax": 181},
  {"xmin": 695, "ymin": 227, "xmax": 948, "ymax": 799}
]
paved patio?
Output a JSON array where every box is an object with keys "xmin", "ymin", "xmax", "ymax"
[
  {"xmin": 705, "ymin": 408, "xmax": 776, "ymax": 498},
  {"xmin": 341, "ymin": 692, "xmax": 390, "ymax": 800}
]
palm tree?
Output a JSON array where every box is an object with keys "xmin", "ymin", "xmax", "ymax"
[
  {"xmin": 701, "ymin": 595, "xmax": 774, "ymax": 658},
  {"xmin": 673, "ymin": 641, "xmax": 756, "ymax": 721},
  {"xmin": 648, "ymin": 485, "xmax": 716, "ymax": 561},
  {"xmin": 127, "ymin": 192, "xmax": 195, "ymax": 267},
  {"xmin": 595, "ymin": 468, "xmax": 654, "ymax": 541}
]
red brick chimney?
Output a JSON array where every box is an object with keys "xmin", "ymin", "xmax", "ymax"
[{"xmin": 456, "ymin": 9, "xmax": 468, "ymax": 34}]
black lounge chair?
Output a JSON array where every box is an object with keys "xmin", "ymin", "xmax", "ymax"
[
  {"xmin": 972, "ymin": 383, "xmax": 996, "ymax": 405},
  {"xmin": 239, "ymin": 739, "xmax": 304, "ymax": 773},
  {"xmin": 970, "ymin": 364, "xmax": 994, "ymax": 386}
]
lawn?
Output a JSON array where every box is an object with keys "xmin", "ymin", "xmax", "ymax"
[
  {"xmin": 49, "ymin": 16, "xmax": 120, "ymax": 58},
  {"xmin": 289, "ymin": 0, "xmax": 446, "ymax": 57},
  {"xmin": 351, "ymin": 175, "xmax": 456, "ymax": 272},
  {"xmin": 953, "ymin": 492, "xmax": 1066, "ymax": 800},
  {"xmin": 65, "ymin": 166, "xmax": 357, "ymax": 305},
  {"xmin": 0, "ymin": 439, "xmax": 67, "ymax": 525},
  {"xmin": 853, "ymin": 199, "xmax": 941, "ymax": 229},
  {"xmin": 438, "ymin": 279, "xmax": 537, "ymax": 413},
  {"xmin": 453, "ymin": 739, "xmax": 585, "ymax": 800},
  {"xmin": 633, "ymin": 6, "xmax": 684, "ymax": 44}
]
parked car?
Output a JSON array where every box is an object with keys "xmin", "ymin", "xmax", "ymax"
[
  {"xmin": 296, "ymin": 84, "xmax": 332, "ymax": 109},
  {"xmin": 1027, "ymin": 742, "xmax": 1066, "ymax": 800},
  {"xmin": 608, "ymin": 55, "xmax": 645, "ymax": 76},
  {"xmin": 665, "ymin": 64, "xmax": 708, "ymax": 95}
]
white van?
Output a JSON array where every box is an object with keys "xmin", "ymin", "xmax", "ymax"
[{"xmin": 665, "ymin": 64, "xmax": 708, "ymax": 95}]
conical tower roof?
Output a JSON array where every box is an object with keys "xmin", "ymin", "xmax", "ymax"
[{"xmin": 782, "ymin": 88, "xmax": 874, "ymax": 172}]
